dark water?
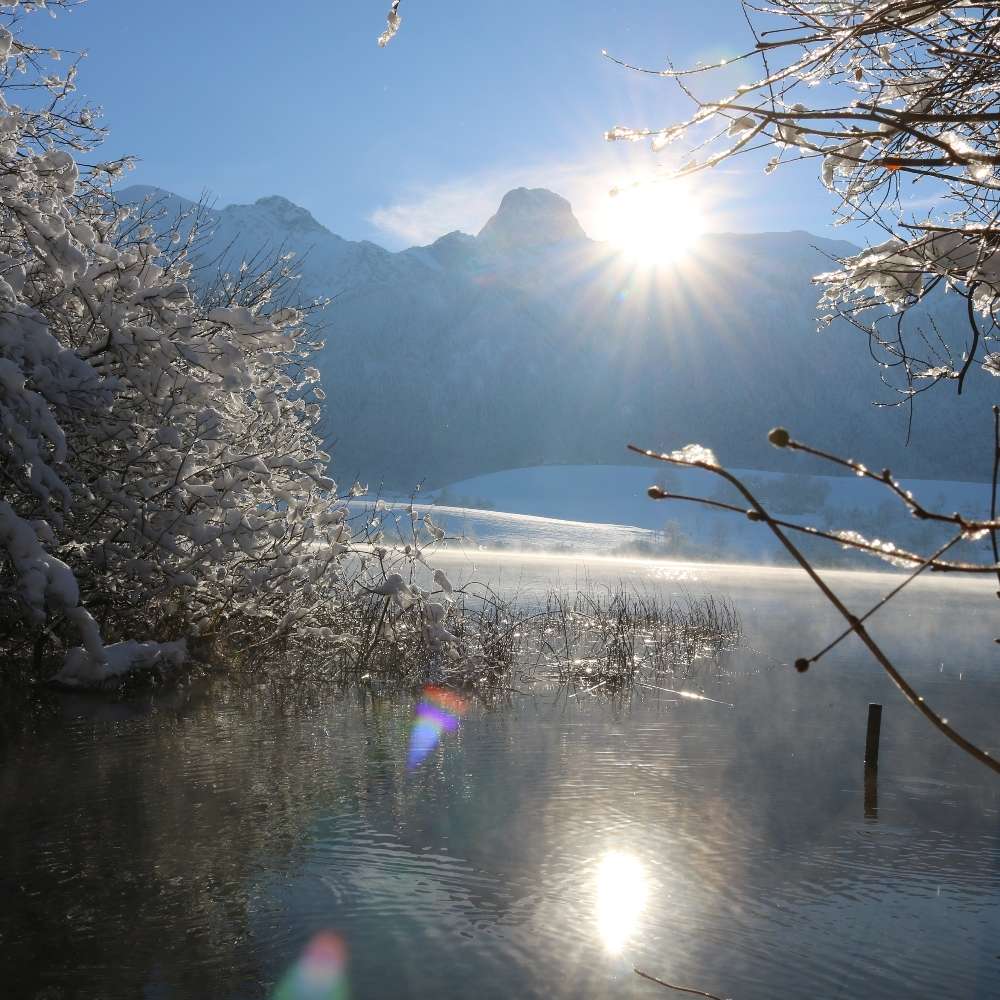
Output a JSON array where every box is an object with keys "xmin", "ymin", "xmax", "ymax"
[{"xmin": 2, "ymin": 559, "xmax": 999, "ymax": 1000}]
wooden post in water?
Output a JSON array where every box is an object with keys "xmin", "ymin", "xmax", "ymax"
[
  {"xmin": 863, "ymin": 703, "xmax": 882, "ymax": 819},
  {"xmin": 863, "ymin": 768, "xmax": 878, "ymax": 818},
  {"xmin": 864, "ymin": 703, "xmax": 883, "ymax": 770}
]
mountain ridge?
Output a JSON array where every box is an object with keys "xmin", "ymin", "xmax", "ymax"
[{"xmin": 116, "ymin": 183, "xmax": 991, "ymax": 487}]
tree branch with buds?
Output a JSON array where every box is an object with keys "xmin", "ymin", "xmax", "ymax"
[{"xmin": 629, "ymin": 428, "xmax": 1000, "ymax": 775}]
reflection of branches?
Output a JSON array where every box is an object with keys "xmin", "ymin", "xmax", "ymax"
[{"xmin": 627, "ymin": 429, "xmax": 1000, "ymax": 776}]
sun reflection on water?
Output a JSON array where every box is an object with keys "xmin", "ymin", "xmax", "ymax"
[{"xmin": 595, "ymin": 851, "xmax": 648, "ymax": 954}]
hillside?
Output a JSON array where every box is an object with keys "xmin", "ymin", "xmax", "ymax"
[{"xmin": 118, "ymin": 184, "xmax": 995, "ymax": 488}]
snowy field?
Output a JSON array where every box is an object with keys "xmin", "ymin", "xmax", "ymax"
[{"xmin": 366, "ymin": 463, "xmax": 997, "ymax": 569}]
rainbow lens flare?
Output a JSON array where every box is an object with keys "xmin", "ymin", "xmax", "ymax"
[
  {"xmin": 407, "ymin": 686, "xmax": 468, "ymax": 769},
  {"xmin": 273, "ymin": 932, "xmax": 349, "ymax": 1000}
]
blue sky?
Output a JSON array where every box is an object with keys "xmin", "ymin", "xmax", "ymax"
[{"xmin": 40, "ymin": 0, "xmax": 842, "ymax": 248}]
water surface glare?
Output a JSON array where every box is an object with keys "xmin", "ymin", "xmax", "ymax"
[{"xmin": 2, "ymin": 557, "xmax": 998, "ymax": 999}]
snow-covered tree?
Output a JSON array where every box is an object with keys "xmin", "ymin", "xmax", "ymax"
[
  {"xmin": 0, "ymin": 2, "xmax": 351, "ymax": 684},
  {"xmin": 606, "ymin": 1, "xmax": 1000, "ymax": 399},
  {"xmin": 0, "ymin": 1, "xmax": 497, "ymax": 689}
]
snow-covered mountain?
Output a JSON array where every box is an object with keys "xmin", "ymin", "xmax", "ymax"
[{"xmin": 119, "ymin": 183, "xmax": 995, "ymax": 488}]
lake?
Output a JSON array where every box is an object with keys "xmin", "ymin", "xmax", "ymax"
[{"xmin": 2, "ymin": 554, "xmax": 998, "ymax": 999}]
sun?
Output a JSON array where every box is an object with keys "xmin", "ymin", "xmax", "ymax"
[
  {"xmin": 595, "ymin": 850, "xmax": 648, "ymax": 954},
  {"xmin": 602, "ymin": 179, "xmax": 707, "ymax": 266}
]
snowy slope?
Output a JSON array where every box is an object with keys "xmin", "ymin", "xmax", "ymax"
[
  {"xmin": 359, "ymin": 500, "xmax": 656, "ymax": 555},
  {"xmin": 415, "ymin": 464, "xmax": 995, "ymax": 568},
  {"xmin": 427, "ymin": 463, "xmax": 995, "ymax": 525}
]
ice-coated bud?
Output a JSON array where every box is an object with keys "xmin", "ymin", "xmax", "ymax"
[{"xmin": 768, "ymin": 427, "xmax": 790, "ymax": 448}]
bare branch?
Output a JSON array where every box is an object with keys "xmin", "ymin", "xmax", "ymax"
[{"xmin": 629, "ymin": 438, "xmax": 1000, "ymax": 775}]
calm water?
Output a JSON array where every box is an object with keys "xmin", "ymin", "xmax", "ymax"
[{"xmin": 2, "ymin": 556, "xmax": 999, "ymax": 999}]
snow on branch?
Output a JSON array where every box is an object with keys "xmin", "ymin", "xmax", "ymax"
[
  {"xmin": 610, "ymin": 1, "xmax": 1000, "ymax": 400},
  {"xmin": 378, "ymin": 0, "xmax": 402, "ymax": 48}
]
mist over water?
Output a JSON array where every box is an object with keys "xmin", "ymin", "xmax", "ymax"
[{"xmin": 2, "ymin": 555, "xmax": 997, "ymax": 1000}]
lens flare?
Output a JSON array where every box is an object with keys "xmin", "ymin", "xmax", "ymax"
[
  {"xmin": 407, "ymin": 685, "xmax": 468, "ymax": 769},
  {"xmin": 596, "ymin": 851, "xmax": 648, "ymax": 954},
  {"xmin": 273, "ymin": 932, "xmax": 349, "ymax": 1000}
]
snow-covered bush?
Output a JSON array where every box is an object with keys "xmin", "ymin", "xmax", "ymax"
[{"xmin": 0, "ymin": 2, "xmax": 352, "ymax": 683}]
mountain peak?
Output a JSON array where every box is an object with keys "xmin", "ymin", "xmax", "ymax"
[
  {"xmin": 250, "ymin": 195, "xmax": 326, "ymax": 233},
  {"xmin": 477, "ymin": 187, "xmax": 587, "ymax": 250}
]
